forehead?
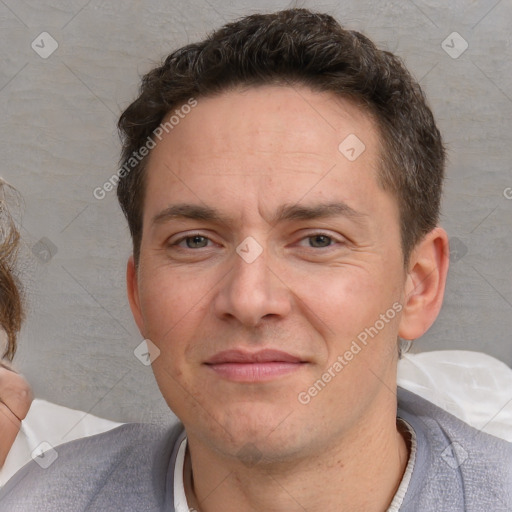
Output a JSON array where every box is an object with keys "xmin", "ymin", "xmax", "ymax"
[
  {"xmin": 142, "ymin": 85, "xmax": 392, "ymax": 224},
  {"xmin": 152, "ymin": 85, "xmax": 379, "ymax": 162}
]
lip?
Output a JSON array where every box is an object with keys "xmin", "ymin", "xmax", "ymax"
[
  {"xmin": 205, "ymin": 349, "xmax": 306, "ymax": 382},
  {"xmin": 205, "ymin": 349, "xmax": 303, "ymax": 364}
]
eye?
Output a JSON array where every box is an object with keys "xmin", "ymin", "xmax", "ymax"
[
  {"xmin": 306, "ymin": 234, "xmax": 334, "ymax": 248},
  {"xmin": 297, "ymin": 232, "xmax": 339, "ymax": 249},
  {"xmin": 173, "ymin": 234, "xmax": 212, "ymax": 249}
]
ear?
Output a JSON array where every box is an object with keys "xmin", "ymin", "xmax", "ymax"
[
  {"xmin": 398, "ymin": 227, "xmax": 450, "ymax": 340},
  {"xmin": 127, "ymin": 255, "xmax": 144, "ymax": 336}
]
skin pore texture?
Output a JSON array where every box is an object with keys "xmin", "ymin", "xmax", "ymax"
[{"xmin": 127, "ymin": 85, "xmax": 449, "ymax": 512}]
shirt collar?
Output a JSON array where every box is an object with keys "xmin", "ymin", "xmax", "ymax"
[{"xmin": 173, "ymin": 419, "xmax": 417, "ymax": 512}]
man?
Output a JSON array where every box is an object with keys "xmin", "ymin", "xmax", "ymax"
[{"xmin": 1, "ymin": 8, "xmax": 511, "ymax": 511}]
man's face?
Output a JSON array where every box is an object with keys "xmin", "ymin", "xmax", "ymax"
[{"xmin": 130, "ymin": 85, "xmax": 408, "ymax": 461}]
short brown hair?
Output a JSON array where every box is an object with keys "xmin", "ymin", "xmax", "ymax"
[
  {"xmin": 117, "ymin": 8, "xmax": 445, "ymax": 266},
  {"xmin": 0, "ymin": 180, "xmax": 24, "ymax": 361}
]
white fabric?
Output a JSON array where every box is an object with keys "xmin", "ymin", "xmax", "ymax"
[
  {"xmin": 397, "ymin": 350, "xmax": 512, "ymax": 441},
  {"xmin": 174, "ymin": 437, "xmax": 189, "ymax": 512},
  {"xmin": 0, "ymin": 398, "xmax": 121, "ymax": 486},
  {"xmin": 386, "ymin": 419, "xmax": 417, "ymax": 512}
]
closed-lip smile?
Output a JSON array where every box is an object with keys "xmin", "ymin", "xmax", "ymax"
[{"xmin": 204, "ymin": 349, "xmax": 306, "ymax": 382}]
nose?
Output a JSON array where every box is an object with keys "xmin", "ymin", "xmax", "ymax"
[{"xmin": 212, "ymin": 239, "xmax": 292, "ymax": 328}]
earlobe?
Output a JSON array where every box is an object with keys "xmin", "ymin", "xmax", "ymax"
[
  {"xmin": 398, "ymin": 227, "xmax": 450, "ymax": 340},
  {"xmin": 126, "ymin": 256, "xmax": 145, "ymax": 336}
]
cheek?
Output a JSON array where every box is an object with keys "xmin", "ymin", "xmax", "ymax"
[
  {"xmin": 297, "ymin": 268, "xmax": 378, "ymax": 328},
  {"xmin": 298, "ymin": 264, "xmax": 402, "ymax": 354},
  {"xmin": 137, "ymin": 264, "xmax": 219, "ymax": 367},
  {"xmin": 138, "ymin": 270, "xmax": 192, "ymax": 341}
]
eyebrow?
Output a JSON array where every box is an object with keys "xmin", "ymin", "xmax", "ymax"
[{"xmin": 151, "ymin": 201, "xmax": 367, "ymax": 227}]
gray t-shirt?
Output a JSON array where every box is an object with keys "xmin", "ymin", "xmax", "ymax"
[{"xmin": 1, "ymin": 387, "xmax": 511, "ymax": 511}]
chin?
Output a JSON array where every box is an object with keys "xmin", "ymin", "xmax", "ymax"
[{"xmin": 215, "ymin": 408, "xmax": 310, "ymax": 458}]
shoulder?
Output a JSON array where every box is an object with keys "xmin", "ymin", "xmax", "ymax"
[
  {"xmin": 398, "ymin": 386, "xmax": 512, "ymax": 511},
  {"xmin": 0, "ymin": 398, "xmax": 123, "ymax": 486},
  {"xmin": 0, "ymin": 421, "xmax": 185, "ymax": 511}
]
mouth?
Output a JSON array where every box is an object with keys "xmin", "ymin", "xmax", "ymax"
[{"xmin": 204, "ymin": 349, "xmax": 307, "ymax": 382}]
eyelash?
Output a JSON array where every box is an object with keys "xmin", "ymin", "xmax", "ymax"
[{"xmin": 169, "ymin": 232, "xmax": 342, "ymax": 250}]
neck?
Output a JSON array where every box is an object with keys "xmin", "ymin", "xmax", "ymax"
[{"xmin": 184, "ymin": 409, "xmax": 410, "ymax": 512}]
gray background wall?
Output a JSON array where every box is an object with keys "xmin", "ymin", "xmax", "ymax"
[{"xmin": 0, "ymin": 0, "xmax": 511, "ymax": 424}]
